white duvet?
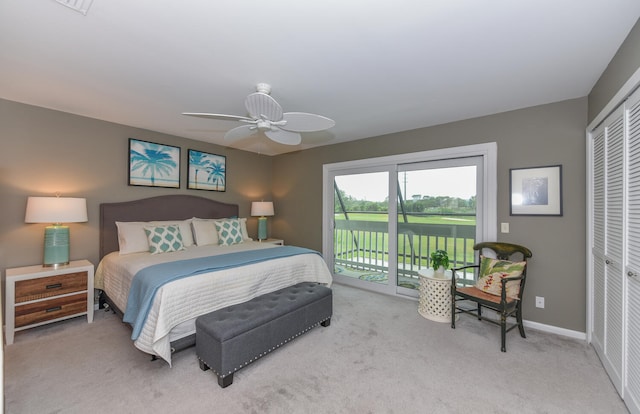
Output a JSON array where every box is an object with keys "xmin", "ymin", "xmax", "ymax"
[{"xmin": 95, "ymin": 241, "xmax": 332, "ymax": 365}]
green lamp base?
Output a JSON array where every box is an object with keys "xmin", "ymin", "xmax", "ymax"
[
  {"xmin": 257, "ymin": 217, "xmax": 268, "ymax": 240},
  {"xmin": 43, "ymin": 225, "xmax": 70, "ymax": 267}
]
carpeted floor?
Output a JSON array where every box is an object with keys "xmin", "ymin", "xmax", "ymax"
[{"xmin": 4, "ymin": 283, "xmax": 627, "ymax": 414}]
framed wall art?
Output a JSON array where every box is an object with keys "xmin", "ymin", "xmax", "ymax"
[
  {"xmin": 128, "ymin": 138, "xmax": 181, "ymax": 188},
  {"xmin": 188, "ymin": 149, "xmax": 226, "ymax": 192},
  {"xmin": 510, "ymin": 165, "xmax": 562, "ymax": 216}
]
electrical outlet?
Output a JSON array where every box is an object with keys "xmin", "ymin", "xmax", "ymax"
[
  {"xmin": 501, "ymin": 222, "xmax": 509, "ymax": 233},
  {"xmin": 535, "ymin": 296, "xmax": 545, "ymax": 308}
]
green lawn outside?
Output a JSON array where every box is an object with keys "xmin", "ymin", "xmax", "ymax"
[
  {"xmin": 334, "ymin": 212, "xmax": 477, "ymax": 271},
  {"xmin": 335, "ymin": 212, "xmax": 476, "ymax": 226}
]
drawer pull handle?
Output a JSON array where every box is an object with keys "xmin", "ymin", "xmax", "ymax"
[
  {"xmin": 45, "ymin": 306, "xmax": 62, "ymax": 313},
  {"xmin": 46, "ymin": 283, "xmax": 63, "ymax": 289}
]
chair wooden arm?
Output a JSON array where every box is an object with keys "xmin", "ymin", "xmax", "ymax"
[
  {"xmin": 451, "ymin": 265, "xmax": 479, "ymax": 289},
  {"xmin": 499, "ymin": 274, "xmax": 525, "ymax": 304},
  {"xmin": 452, "ymin": 264, "xmax": 479, "ymax": 278}
]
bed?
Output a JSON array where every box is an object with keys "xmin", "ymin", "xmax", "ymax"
[{"xmin": 95, "ymin": 195, "xmax": 332, "ymax": 366}]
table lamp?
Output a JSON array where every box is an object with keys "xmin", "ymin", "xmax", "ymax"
[
  {"xmin": 25, "ymin": 196, "xmax": 88, "ymax": 267},
  {"xmin": 251, "ymin": 201, "xmax": 274, "ymax": 241}
]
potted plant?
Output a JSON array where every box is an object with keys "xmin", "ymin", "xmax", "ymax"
[{"xmin": 430, "ymin": 249, "xmax": 450, "ymax": 277}]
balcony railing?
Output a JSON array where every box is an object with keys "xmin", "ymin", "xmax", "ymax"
[{"xmin": 334, "ymin": 218, "xmax": 476, "ymax": 286}]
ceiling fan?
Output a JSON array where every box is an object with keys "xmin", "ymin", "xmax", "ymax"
[{"xmin": 182, "ymin": 83, "xmax": 335, "ymax": 145}]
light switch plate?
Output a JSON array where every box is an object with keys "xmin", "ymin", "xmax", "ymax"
[{"xmin": 501, "ymin": 222, "xmax": 509, "ymax": 233}]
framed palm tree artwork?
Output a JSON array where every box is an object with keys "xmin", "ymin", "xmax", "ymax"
[
  {"xmin": 128, "ymin": 138, "xmax": 181, "ymax": 188},
  {"xmin": 187, "ymin": 149, "xmax": 226, "ymax": 192}
]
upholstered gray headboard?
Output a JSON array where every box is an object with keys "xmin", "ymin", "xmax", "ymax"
[{"xmin": 99, "ymin": 195, "xmax": 239, "ymax": 260}]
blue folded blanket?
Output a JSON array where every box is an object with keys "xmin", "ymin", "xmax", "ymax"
[{"xmin": 123, "ymin": 246, "xmax": 320, "ymax": 340}]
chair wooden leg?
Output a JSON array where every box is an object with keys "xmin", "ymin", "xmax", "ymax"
[
  {"xmin": 451, "ymin": 296, "xmax": 456, "ymax": 329},
  {"xmin": 501, "ymin": 313, "xmax": 507, "ymax": 352},
  {"xmin": 517, "ymin": 307, "xmax": 526, "ymax": 338}
]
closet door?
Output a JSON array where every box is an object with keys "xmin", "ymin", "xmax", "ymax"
[
  {"xmin": 591, "ymin": 106, "xmax": 625, "ymax": 395},
  {"xmin": 625, "ymin": 90, "xmax": 640, "ymax": 413},
  {"xmin": 591, "ymin": 125, "xmax": 606, "ymax": 355},
  {"xmin": 605, "ymin": 106, "xmax": 625, "ymax": 395}
]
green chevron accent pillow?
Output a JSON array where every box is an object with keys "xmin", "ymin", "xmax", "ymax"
[
  {"xmin": 215, "ymin": 219, "xmax": 244, "ymax": 246},
  {"xmin": 144, "ymin": 225, "xmax": 185, "ymax": 254}
]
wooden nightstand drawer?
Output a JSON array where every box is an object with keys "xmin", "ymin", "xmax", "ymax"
[
  {"xmin": 15, "ymin": 293, "xmax": 87, "ymax": 328},
  {"xmin": 15, "ymin": 271, "xmax": 88, "ymax": 303}
]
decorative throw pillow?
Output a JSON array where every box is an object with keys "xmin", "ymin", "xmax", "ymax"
[
  {"xmin": 150, "ymin": 219, "xmax": 194, "ymax": 247},
  {"xmin": 475, "ymin": 256, "xmax": 526, "ymax": 299},
  {"xmin": 117, "ymin": 220, "xmax": 194, "ymax": 254},
  {"xmin": 192, "ymin": 217, "xmax": 251, "ymax": 245},
  {"xmin": 215, "ymin": 219, "xmax": 244, "ymax": 246},
  {"xmin": 144, "ymin": 225, "xmax": 185, "ymax": 254}
]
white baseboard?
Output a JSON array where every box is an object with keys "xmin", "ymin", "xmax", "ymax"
[
  {"xmin": 470, "ymin": 308, "xmax": 587, "ymax": 341},
  {"xmin": 523, "ymin": 319, "xmax": 586, "ymax": 341},
  {"xmin": 336, "ymin": 281, "xmax": 588, "ymax": 341}
]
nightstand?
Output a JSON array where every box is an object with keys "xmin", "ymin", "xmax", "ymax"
[
  {"xmin": 5, "ymin": 259, "xmax": 94, "ymax": 345},
  {"xmin": 260, "ymin": 238, "xmax": 284, "ymax": 245}
]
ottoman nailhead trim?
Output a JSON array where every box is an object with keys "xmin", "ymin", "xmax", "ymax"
[{"xmin": 197, "ymin": 318, "xmax": 330, "ymax": 380}]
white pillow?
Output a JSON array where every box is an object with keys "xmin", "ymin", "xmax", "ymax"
[
  {"xmin": 116, "ymin": 219, "xmax": 194, "ymax": 255},
  {"xmin": 116, "ymin": 221, "xmax": 151, "ymax": 255},
  {"xmin": 191, "ymin": 218, "xmax": 219, "ymax": 246},
  {"xmin": 192, "ymin": 217, "xmax": 251, "ymax": 246},
  {"xmin": 238, "ymin": 217, "xmax": 251, "ymax": 241}
]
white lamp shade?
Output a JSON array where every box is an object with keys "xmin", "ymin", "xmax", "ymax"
[
  {"xmin": 251, "ymin": 201, "xmax": 274, "ymax": 217},
  {"xmin": 25, "ymin": 197, "xmax": 88, "ymax": 223}
]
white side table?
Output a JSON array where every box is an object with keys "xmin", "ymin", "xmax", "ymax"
[
  {"xmin": 5, "ymin": 260, "xmax": 94, "ymax": 344},
  {"xmin": 418, "ymin": 268, "xmax": 455, "ymax": 323}
]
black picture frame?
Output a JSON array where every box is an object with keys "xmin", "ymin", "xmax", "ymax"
[
  {"xmin": 187, "ymin": 149, "xmax": 226, "ymax": 192},
  {"xmin": 510, "ymin": 165, "xmax": 562, "ymax": 216},
  {"xmin": 128, "ymin": 138, "xmax": 181, "ymax": 188}
]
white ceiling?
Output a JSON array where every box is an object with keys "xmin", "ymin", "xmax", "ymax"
[{"xmin": 1, "ymin": 1, "xmax": 639, "ymax": 156}]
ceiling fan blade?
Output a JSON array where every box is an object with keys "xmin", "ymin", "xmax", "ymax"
[
  {"xmin": 280, "ymin": 112, "xmax": 335, "ymax": 132},
  {"xmin": 245, "ymin": 92, "xmax": 283, "ymax": 121},
  {"xmin": 182, "ymin": 112, "xmax": 252, "ymax": 122},
  {"xmin": 265, "ymin": 128, "xmax": 302, "ymax": 145},
  {"xmin": 224, "ymin": 125, "xmax": 257, "ymax": 142}
]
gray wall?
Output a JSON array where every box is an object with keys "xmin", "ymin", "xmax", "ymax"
[
  {"xmin": 2, "ymin": 16, "xmax": 639, "ymax": 334},
  {"xmin": 273, "ymin": 98, "xmax": 588, "ymax": 332},
  {"xmin": 0, "ymin": 99, "xmax": 273, "ymax": 270},
  {"xmin": 589, "ymin": 18, "xmax": 640, "ymax": 122}
]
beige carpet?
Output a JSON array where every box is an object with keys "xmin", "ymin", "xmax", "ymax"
[{"xmin": 4, "ymin": 284, "xmax": 626, "ymax": 414}]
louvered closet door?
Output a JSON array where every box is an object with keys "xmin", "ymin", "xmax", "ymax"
[
  {"xmin": 605, "ymin": 106, "xmax": 625, "ymax": 394},
  {"xmin": 625, "ymin": 89, "xmax": 640, "ymax": 414},
  {"xmin": 592, "ymin": 125, "xmax": 606, "ymax": 355}
]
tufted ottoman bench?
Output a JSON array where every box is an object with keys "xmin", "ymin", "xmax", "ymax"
[{"xmin": 195, "ymin": 281, "xmax": 332, "ymax": 388}]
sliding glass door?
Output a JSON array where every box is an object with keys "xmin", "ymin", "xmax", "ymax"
[
  {"xmin": 396, "ymin": 158, "xmax": 482, "ymax": 295},
  {"xmin": 332, "ymin": 168, "xmax": 395, "ymax": 294},
  {"xmin": 323, "ymin": 144, "xmax": 496, "ymax": 297}
]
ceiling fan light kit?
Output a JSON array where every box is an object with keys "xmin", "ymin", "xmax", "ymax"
[{"xmin": 183, "ymin": 83, "xmax": 335, "ymax": 146}]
